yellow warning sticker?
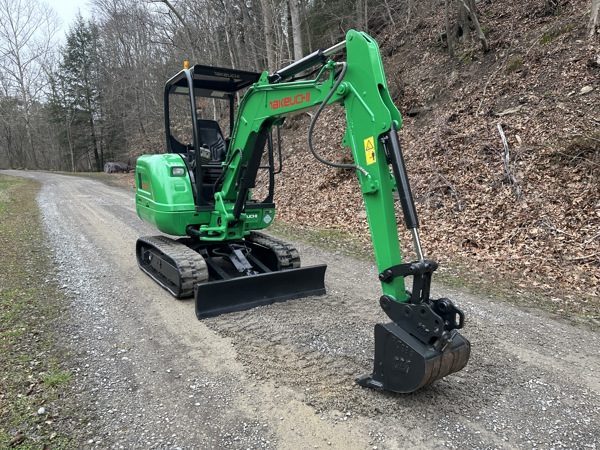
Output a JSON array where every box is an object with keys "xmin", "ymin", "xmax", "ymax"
[{"xmin": 364, "ymin": 136, "xmax": 376, "ymax": 165}]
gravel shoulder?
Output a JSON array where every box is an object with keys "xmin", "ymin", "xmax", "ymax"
[{"xmin": 2, "ymin": 170, "xmax": 599, "ymax": 449}]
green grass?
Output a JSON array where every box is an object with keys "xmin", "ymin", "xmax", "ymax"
[
  {"xmin": 0, "ymin": 174, "xmax": 77, "ymax": 449},
  {"xmin": 270, "ymin": 221, "xmax": 374, "ymax": 261},
  {"xmin": 42, "ymin": 370, "xmax": 72, "ymax": 389},
  {"xmin": 539, "ymin": 23, "xmax": 573, "ymax": 45}
]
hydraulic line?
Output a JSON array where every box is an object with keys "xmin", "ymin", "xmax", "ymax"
[
  {"xmin": 307, "ymin": 62, "xmax": 369, "ymax": 177},
  {"xmin": 213, "ymin": 147, "xmax": 242, "ymax": 194}
]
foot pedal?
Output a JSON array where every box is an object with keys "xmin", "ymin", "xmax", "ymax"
[{"xmin": 357, "ymin": 322, "xmax": 471, "ymax": 393}]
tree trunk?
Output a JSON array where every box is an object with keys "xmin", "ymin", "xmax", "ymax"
[
  {"xmin": 456, "ymin": 1, "xmax": 470, "ymax": 42},
  {"xmin": 88, "ymin": 111, "xmax": 100, "ymax": 171},
  {"xmin": 260, "ymin": 0, "xmax": 276, "ymax": 70},
  {"xmin": 289, "ymin": 0, "xmax": 303, "ymax": 60},
  {"xmin": 236, "ymin": 0, "xmax": 261, "ymax": 70},
  {"xmin": 221, "ymin": 0, "xmax": 240, "ymax": 68},
  {"xmin": 23, "ymin": 120, "xmax": 39, "ymax": 169},
  {"xmin": 382, "ymin": 0, "xmax": 395, "ymax": 26},
  {"xmin": 464, "ymin": 0, "xmax": 489, "ymax": 52},
  {"xmin": 66, "ymin": 114, "xmax": 75, "ymax": 172},
  {"xmin": 356, "ymin": 0, "xmax": 368, "ymax": 31},
  {"xmin": 457, "ymin": 0, "xmax": 489, "ymax": 52},
  {"xmin": 445, "ymin": 0, "xmax": 454, "ymax": 57},
  {"xmin": 224, "ymin": 27, "xmax": 237, "ymax": 69}
]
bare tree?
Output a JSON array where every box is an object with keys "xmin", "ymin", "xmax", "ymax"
[
  {"xmin": 445, "ymin": 0, "xmax": 454, "ymax": 57},
  {"xmin": 260, "ymin": 0, "xmax": 276, "ymax": 70},
  {"xmin": 236, "ymin": 0, "xmax": 263, "ymax": 70},
  {"xmin": 148, "ymin": 0, "xmax": 199, "ymax": 61},
  {"xmin": 92, "ymin": 0, "xmax": 170, "ymax": 159},
  {"xmin": 0, "ymin": 0, "xmax": 60, "ymax": 169}
]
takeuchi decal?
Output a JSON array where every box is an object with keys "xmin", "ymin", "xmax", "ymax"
[{"xmin": 269, "ymin": 93, "xmax": 310, "ymax": 110}]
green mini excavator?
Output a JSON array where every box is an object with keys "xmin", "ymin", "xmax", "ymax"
[{"xmin": 135, "ymin": 30, "xmax": 470, "ymax": 393}]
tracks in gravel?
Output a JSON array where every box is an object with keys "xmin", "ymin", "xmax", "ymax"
[{"xmin": 2, "ymin": 170, "xmax": 600, "ymax": 450}]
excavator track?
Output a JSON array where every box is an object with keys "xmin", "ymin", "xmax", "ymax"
[
  {"xmin": 136, "ymin": 235, "xmax": 208, "ymax": 299},
  {"xmin": 245, "ymin": 231, "xmax": 300, "ymax": 270}
]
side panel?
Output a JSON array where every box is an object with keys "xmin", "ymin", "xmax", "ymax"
[{"xmin": 135, "ymin": 154, "xmax": 203, "ymax": 236}]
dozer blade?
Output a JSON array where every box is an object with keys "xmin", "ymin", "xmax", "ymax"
[
  {"xmin": 357, "ymin": 322, "xmax": 471, "ymax": 393},
  {"xmin": 195, "ymin": 264, "xmax": 327, "ymax": 319}
]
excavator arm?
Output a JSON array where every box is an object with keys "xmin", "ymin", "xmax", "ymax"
[
  {"xmin": 205, "ymin": 30, "xmax": 415, "ymax": 304},
  {"xmin": 204, "ymin": 30, "xmax": 471, "ymax": 392}
]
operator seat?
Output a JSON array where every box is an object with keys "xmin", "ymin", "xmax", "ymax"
[
  {"xmin": 196, "ymin": 119, "xmax": 227, "ymax": 206},
  {"xmin": 197, "ymin": 119, "xmax": 227, "ymax": 162}
]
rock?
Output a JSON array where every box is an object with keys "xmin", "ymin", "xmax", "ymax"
[{"xmin": 587, "ymin": 56, "xmax": 600, "ymax": 68}]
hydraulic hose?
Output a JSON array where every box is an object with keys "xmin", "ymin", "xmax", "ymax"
[{"xmin": 307, "ymin": 62, "xmax": 369, "ymax": 177}]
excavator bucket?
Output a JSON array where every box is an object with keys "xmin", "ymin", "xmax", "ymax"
[
  {"xmin": 357, "ymin": 322, "xmax": 471, "ymax": 393},
  {"xmin": 195, "ymin": 264, "xmax": 327, "ymax": 319},
  {"xmin": 357, "ymin": 292, "xmax": 471, "ymax": 393}
]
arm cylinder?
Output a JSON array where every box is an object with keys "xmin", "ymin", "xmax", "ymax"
[{"xmin": 385, "ymin": 123, "xmax": 419, "ymax": 230}]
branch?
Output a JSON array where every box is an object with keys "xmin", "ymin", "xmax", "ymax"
[
  {"xmin": 565, "ymin": 253, "xmax": 599, "ymax": 262},
  {"xmin": 147, "ymin": 0, "xmax": 197, "ymax": 61},
  {"xmin": 589, "ymin": 0, "xmax": 600, "ymax": 38},
  {"xmin": 584, "ymin": 233, "xmax": 600, "ymax": 245},
  {"xmin": 497, "ymin": 123, "xmax": 521, "ymax": 199}
]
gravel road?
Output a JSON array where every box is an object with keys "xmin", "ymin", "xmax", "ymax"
[{"xmin": 3, "ymin": 170, "xmax": 599, "ymax": 450}]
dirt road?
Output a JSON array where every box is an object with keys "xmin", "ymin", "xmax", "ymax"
[{"xmin": 3, "ymin": 170, "xmax": 599, "ymax": 449}]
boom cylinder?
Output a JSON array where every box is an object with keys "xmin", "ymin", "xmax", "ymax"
[{"xmin": 268, "ymin": 39, "xmax": 347, "ymax": 84}]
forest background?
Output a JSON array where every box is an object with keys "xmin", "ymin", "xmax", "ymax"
[{"xmin": 1, "ymin": 0, "xmax": 599, "ymax": 319}]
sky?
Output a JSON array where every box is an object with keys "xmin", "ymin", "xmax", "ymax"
[{"xmin": 45, "ymin": 0, "xmax": 90, "ymax": 36}]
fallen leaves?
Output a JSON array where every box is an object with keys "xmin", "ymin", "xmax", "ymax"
[{"xmin": 254, "ymin": 2, "xmax": 599, "ymax": 313}]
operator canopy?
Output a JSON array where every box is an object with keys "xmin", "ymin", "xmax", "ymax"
[{"xmin": 166, "ymin": 65, "xmax": 261, "ymax": 99}]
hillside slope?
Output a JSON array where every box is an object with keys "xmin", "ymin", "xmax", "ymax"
[{"xmin": 259, "ymin": 1, "xmax": 599, "ymax": 317}]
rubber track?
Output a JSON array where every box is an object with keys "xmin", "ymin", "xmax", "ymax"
[
  {"xmin": 137, "ymin": 235, "xmax": 208, "ymax": 298},
  {"xmin": 246, "ymin": 231, "xmax": 301, "ymax": 270}
]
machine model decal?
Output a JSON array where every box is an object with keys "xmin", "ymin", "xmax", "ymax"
[{"xmin": 269, "ymin": 93, "xmax": 310, "ymax": 110}]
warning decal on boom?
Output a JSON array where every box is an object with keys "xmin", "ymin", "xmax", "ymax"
[{"xmin": 364, "ymin": 136, "xmax": 376, "ymax": 165}]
